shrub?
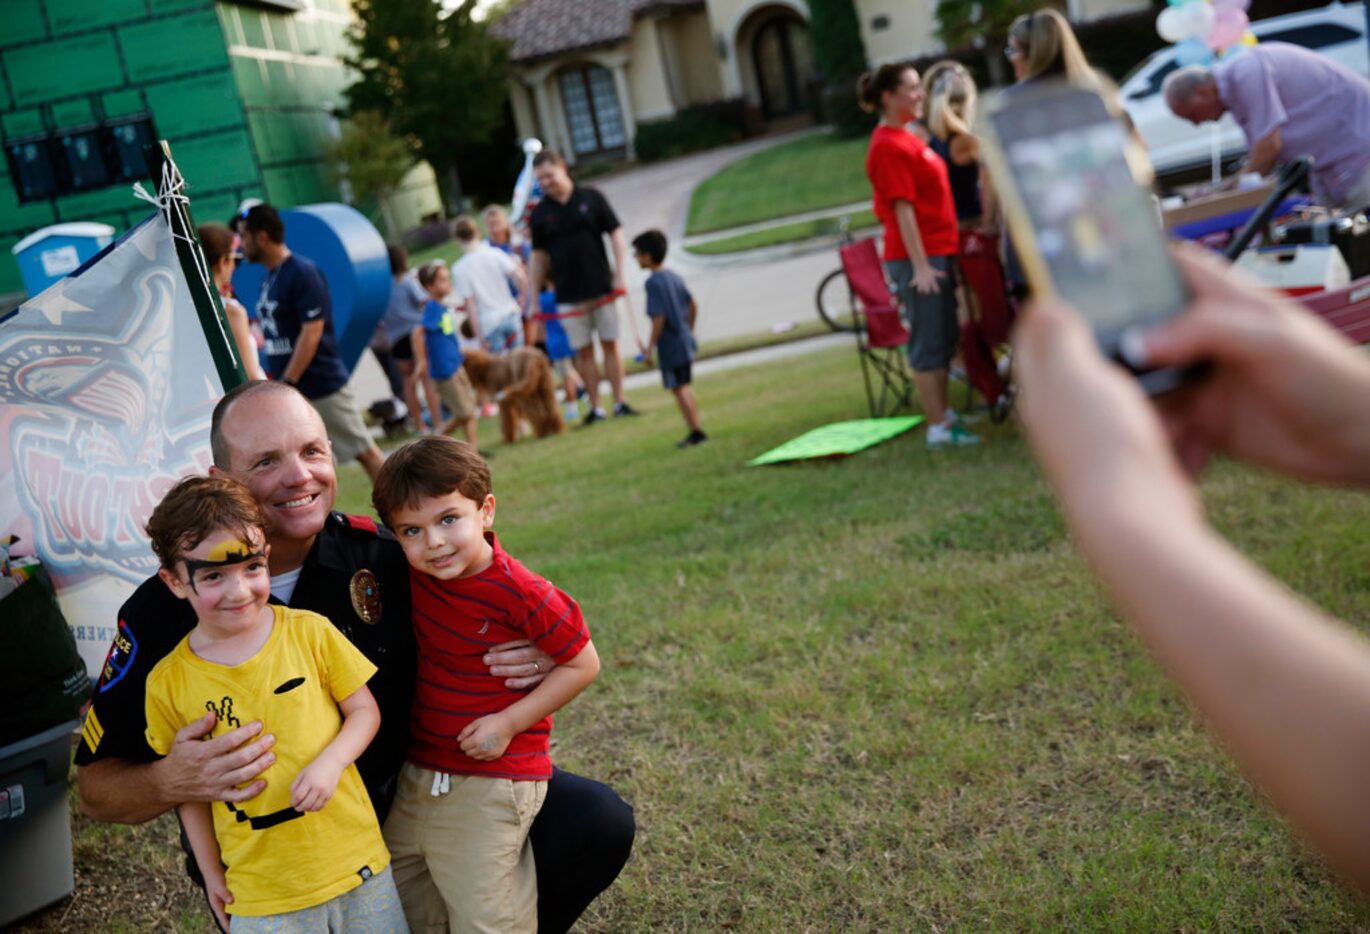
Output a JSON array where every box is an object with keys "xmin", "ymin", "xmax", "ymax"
[{"xmin": 634, "ymin": 100, "xmax": 748, "ymax": 163}]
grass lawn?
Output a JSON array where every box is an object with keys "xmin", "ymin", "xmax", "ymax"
[
  {"xmin": 686, "ymin": 133, "xmax": 871, "ymax": 236},
  {"xmin": 32, "ymin": 347, "xmax": 1370, "ymax": 931},
  {"xmin": 686, "ymin": 210, "xmax": 879, "ymax": 257}
]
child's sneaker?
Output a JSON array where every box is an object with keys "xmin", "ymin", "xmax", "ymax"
[
  {"xmin": 676, "ymin": 430, "xmax": 708, "ymax": 448},
  {"xmin": 563, "ymin": 401, "xmax": 580, "ymax": 422},
  {"xmin": 612, "ymin": 401, "xmax": 639, "ymax": 417},
  {"xmin": 926, "ymin": 420, "xmax": 980, "ymax": 449},
  {"xmin": 479, "ymin": 403, "xmax": 499, "ymax": 418},
  {"xmin": 583, "ymin": 408, "xmax": 607, "ymax": 426}
]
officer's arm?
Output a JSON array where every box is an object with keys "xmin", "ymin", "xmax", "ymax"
[{"xmin": 78, "ymin": 713, "xmax": 276, "ymax": 823}]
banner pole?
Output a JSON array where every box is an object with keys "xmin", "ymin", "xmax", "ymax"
[{"xmin": 141, "ymin": 140, "xmax": 247, "ymax": 390}]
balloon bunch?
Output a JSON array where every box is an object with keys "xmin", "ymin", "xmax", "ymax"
[{"xmin": 1156, "ymin": 0, "xmax": 1257, "ymax": 67}]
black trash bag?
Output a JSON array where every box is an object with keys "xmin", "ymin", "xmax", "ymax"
[{"xmin": 0, "ymin": 564, "xmax": 93, "ymax": 747}]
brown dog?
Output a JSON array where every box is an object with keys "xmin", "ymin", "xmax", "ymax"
[{"xmin": 462, "ymin": 347, "xmax": 565, "ymax": 443}]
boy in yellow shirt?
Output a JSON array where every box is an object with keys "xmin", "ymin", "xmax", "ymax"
[{"xmin": 142, "ymin": 475, "xmax": 405, "ymax": 932}]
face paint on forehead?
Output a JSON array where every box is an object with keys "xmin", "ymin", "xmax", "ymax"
[{"xmin": 181, "ymin": 537, "xmax": 266, "ymax": 593}]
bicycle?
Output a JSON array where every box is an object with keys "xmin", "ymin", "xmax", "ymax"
[{"xmin": 813, "ymin": 215, "xmax": 860, "ymax": 333}]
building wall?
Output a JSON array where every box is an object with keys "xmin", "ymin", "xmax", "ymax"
[
  {"xmin": 626, "ymin": 18, "xmax": 676, "ymax": 121},
  {"xmin": 218, "ymin": 0, "xmax": 354, "ymax": 219},
  {"xmin": 1070, "ymin": 0, "xmax": 1151, "ymax": 22},
  {"xmin": 669, "ymin": 9, "xmax": 726, "ymax": 105},
  {"xmin": 0, "ymin": 0, "xmax": 250, "ymax": 297},
  {"xmin": 854, "ymin": 0, "xmax": 941, "ymax": 65}
]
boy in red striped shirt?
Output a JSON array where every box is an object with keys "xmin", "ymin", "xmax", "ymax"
[{"xmin": 371, "ymin": 437, "xmax": 600, "ymax": 932}]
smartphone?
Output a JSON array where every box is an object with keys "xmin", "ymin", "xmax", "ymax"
[{"xmin": 980, "ymin": 81, "xmax": 1193, "ymax": 393}]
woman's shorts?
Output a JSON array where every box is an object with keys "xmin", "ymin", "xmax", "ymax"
[{"xmin": 884, "ymin": 255, "xmax": 959, "ymax": 372}]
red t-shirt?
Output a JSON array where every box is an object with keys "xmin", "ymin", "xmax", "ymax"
[
  {"xmin": 865, "ymin": 124, "xmax": 959, "ymax": 261},
  {"xmin": 407, "ymin": 532, "xmax": 590, "ymax": 780}
]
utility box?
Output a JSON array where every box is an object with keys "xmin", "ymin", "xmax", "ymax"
[
  {"xmin": 0, "ymin": 720, "xmax": 79, "ymax": 927},
  {"xmin": 10, "ymin": 222, "xmax": 116, "ymax": 296}
]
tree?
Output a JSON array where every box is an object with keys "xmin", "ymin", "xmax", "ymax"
[
  {"xmin": 806, "ymin": 0, "xmax": 867, "ymax": 83},
  {"xmin": 324, "ymin": 111, "xmax": 413, "ymax": 237},
  {"xmin": 344, "ymin": 0, "xmax": 511, "ymax": 213},
  {"xmin": 805, "ymin": 0, "xmax": 872, "ymax": 138},
  {"xmin": 935, "ymin": 0, "xmax": 1039, "ymax": 86}
]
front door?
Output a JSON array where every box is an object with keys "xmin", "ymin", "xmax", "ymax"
[{"xmin": 752, "ymin": 15, "xmax": 814, "ymax": 119}]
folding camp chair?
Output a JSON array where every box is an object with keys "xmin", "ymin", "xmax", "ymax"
[
  {"xmin": 839, "ymin": 237, "xmax": 914, "ymax": 417},
  {"xmin": 956, "ymin": 229, "xmax": 1017, "ymax": 421}
]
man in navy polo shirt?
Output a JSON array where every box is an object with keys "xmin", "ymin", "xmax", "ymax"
[
  {"xmin": 241, "ymin": 204, "xmax": 385, "ymax": 481},
  {"xmin": 528, "ymin": 150, "xmax": 638, "ymax": 425}
]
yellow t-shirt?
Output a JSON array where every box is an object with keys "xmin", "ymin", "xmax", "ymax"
[{"xmin": 144, "ymin": 606, "xmax": 388, "ymax": 917}]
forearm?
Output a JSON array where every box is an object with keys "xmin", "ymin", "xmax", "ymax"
[
  {"xmin": 179, "ymin": 801, "xmax": 222, "ymax": 876},
  {"xmin": 1072, "ymin": 504, "xmax": 1370, "ymax": 888},
  {"xmin": 1241, "ymin": 130, "xmax": 1281, "ymax": 178},
  {"xmin": 513, "ymin": 266, "xmax": 529, "ymax": 313},
  {"xmin": 314, "ymin": 692, "xmax": 379, "ymax": 772},
  {"xmin": 498, "ymin": 644, "xmax": 600, "ymax": 736},
  {"xmin": 687, "ymin": 300, "xmax": 697, "ymax": 331},
  {"xmin": 281, "ymin": 322, "xmax": 323, "ymax": 384},
  {"xmin": 893, "ymin": 202, "xmax": 930, "ymax": 269},
  {"xmin": 77, "ymin": 758, "xmax": 177, "ymax": 823},
  {"xmin": 609, "ymin": 229, "xmax": 628, "ymax": 288},
  {"xmin": 649, "ymin": 317, "xmax": 665, "ymax": 351},
  {"xmin": 530, "ymin": 251, "xmax": 548, "ymax": 296}
]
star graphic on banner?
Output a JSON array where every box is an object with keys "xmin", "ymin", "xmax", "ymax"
[{"xmin": 22, "ymin": 284, "xmax": 97, "ymax": 326}]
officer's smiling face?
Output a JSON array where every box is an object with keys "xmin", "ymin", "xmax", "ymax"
[{"xmin": 217, "ymin": 391, "xmax": 338, "ymax": 548}]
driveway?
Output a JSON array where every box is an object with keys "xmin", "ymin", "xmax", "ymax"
[{"xmin": 593, "ymin": 127, "xmax": 854, "ymax": 345}]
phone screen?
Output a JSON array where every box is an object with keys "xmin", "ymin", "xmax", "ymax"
[{"xmin": 990, "ymin": 88, "xmax": 1188, "ymax": 335}]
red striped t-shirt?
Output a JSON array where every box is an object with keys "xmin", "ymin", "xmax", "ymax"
[{"xmin": 407, "ymin": 532, "xmax": 589, "ymax": 779}]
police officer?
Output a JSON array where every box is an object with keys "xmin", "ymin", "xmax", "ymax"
[{"xmin": 75, "ymin": 380, "xmax": 634, "ymax": 933}]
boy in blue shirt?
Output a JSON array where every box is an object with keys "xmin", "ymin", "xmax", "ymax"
[
  {"xmin": 632, "ymin": 230, "xmax": 707, "ymax": 447},
  {"xmin": 414, "ymin": 261, "xmax": 479, "ymax": 446}
]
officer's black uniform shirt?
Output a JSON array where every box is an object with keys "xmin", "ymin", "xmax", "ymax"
[{"xmin": 75, "ymin": 513, "xmax": 415, "ymax": 816}]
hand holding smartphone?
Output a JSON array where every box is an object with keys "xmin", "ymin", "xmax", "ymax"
[{"xmin": 980, "ymin": 81, "xmax": 1196, "ymax": 393}]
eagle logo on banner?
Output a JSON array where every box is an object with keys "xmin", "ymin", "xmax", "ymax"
[{"xmin": 0, "ymin": 214, "xmax": 221, "ymax": 592}]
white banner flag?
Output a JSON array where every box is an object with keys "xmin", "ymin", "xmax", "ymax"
[{"xmin": 0, "ymin": 211, "xmax": 231, "ymax": 676}]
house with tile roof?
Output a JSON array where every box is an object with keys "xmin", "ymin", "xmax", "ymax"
[{"xmin": 493, "ymin": 0, "xmax": 1148, "ymax": 164}]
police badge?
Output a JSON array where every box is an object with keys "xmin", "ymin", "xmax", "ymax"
[{"xmin": 350, "ymin": 569, "xmax": 382, "ymax": 624}]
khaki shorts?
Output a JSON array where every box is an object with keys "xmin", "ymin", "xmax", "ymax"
[
  {"xmin": 384, "ymin": 764, "xmax": 546, "ymax": 933},
  {"xmin": 558, "ymin": 298, "xmax": 620, "ymax": 351},
  {"xmin": 436, "ymin": 368, "xmax": 477, "ymax": 421},
  {"xmin": 310, "ymin": 381, "xmax": 378, "ymax": 465}
]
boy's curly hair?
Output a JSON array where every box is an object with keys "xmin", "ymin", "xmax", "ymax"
[{"xmin": 146, "ymin": 475, "xmax": 266, "ymax": 571}]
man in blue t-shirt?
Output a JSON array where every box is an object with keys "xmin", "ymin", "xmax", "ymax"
[{"xmin": 242, "ymin": 205, "xmax": 384, "ymax": 481}]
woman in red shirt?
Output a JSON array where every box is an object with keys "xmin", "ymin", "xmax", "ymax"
[{"xmin": 860, "ymin": 63, "xmax": 979, "ymax": 448}]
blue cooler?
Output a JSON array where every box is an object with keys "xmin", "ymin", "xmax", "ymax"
[{"xmin": 10, "ymin": 223, "xmax": 117, "ymax": 297}]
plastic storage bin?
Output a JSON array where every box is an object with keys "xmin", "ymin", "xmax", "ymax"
[{"xmin": 0, "ymin": 720, "xmax": 79, "ymax": 927}]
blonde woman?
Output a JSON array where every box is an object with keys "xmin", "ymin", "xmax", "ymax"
[
  {"xmin": 1004, "ymin": 8, "xmax": 1101, "ymax": 89},
  {"xmin": 924, "ymin": 62, "xmax": 995, "ymax": 231}
]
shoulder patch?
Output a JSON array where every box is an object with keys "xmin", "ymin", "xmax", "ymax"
[
  {"xmin": 338, "ymin": 513, "xmax": 379, "ymax": 534},
  {"xmin": 97, "ymin": 620, "xmax": 138, "ymax": 694}
]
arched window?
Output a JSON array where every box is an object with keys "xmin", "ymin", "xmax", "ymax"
[{"xmin": 557, "ymin": 65, "xmax": 627, "ymax": 158}]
